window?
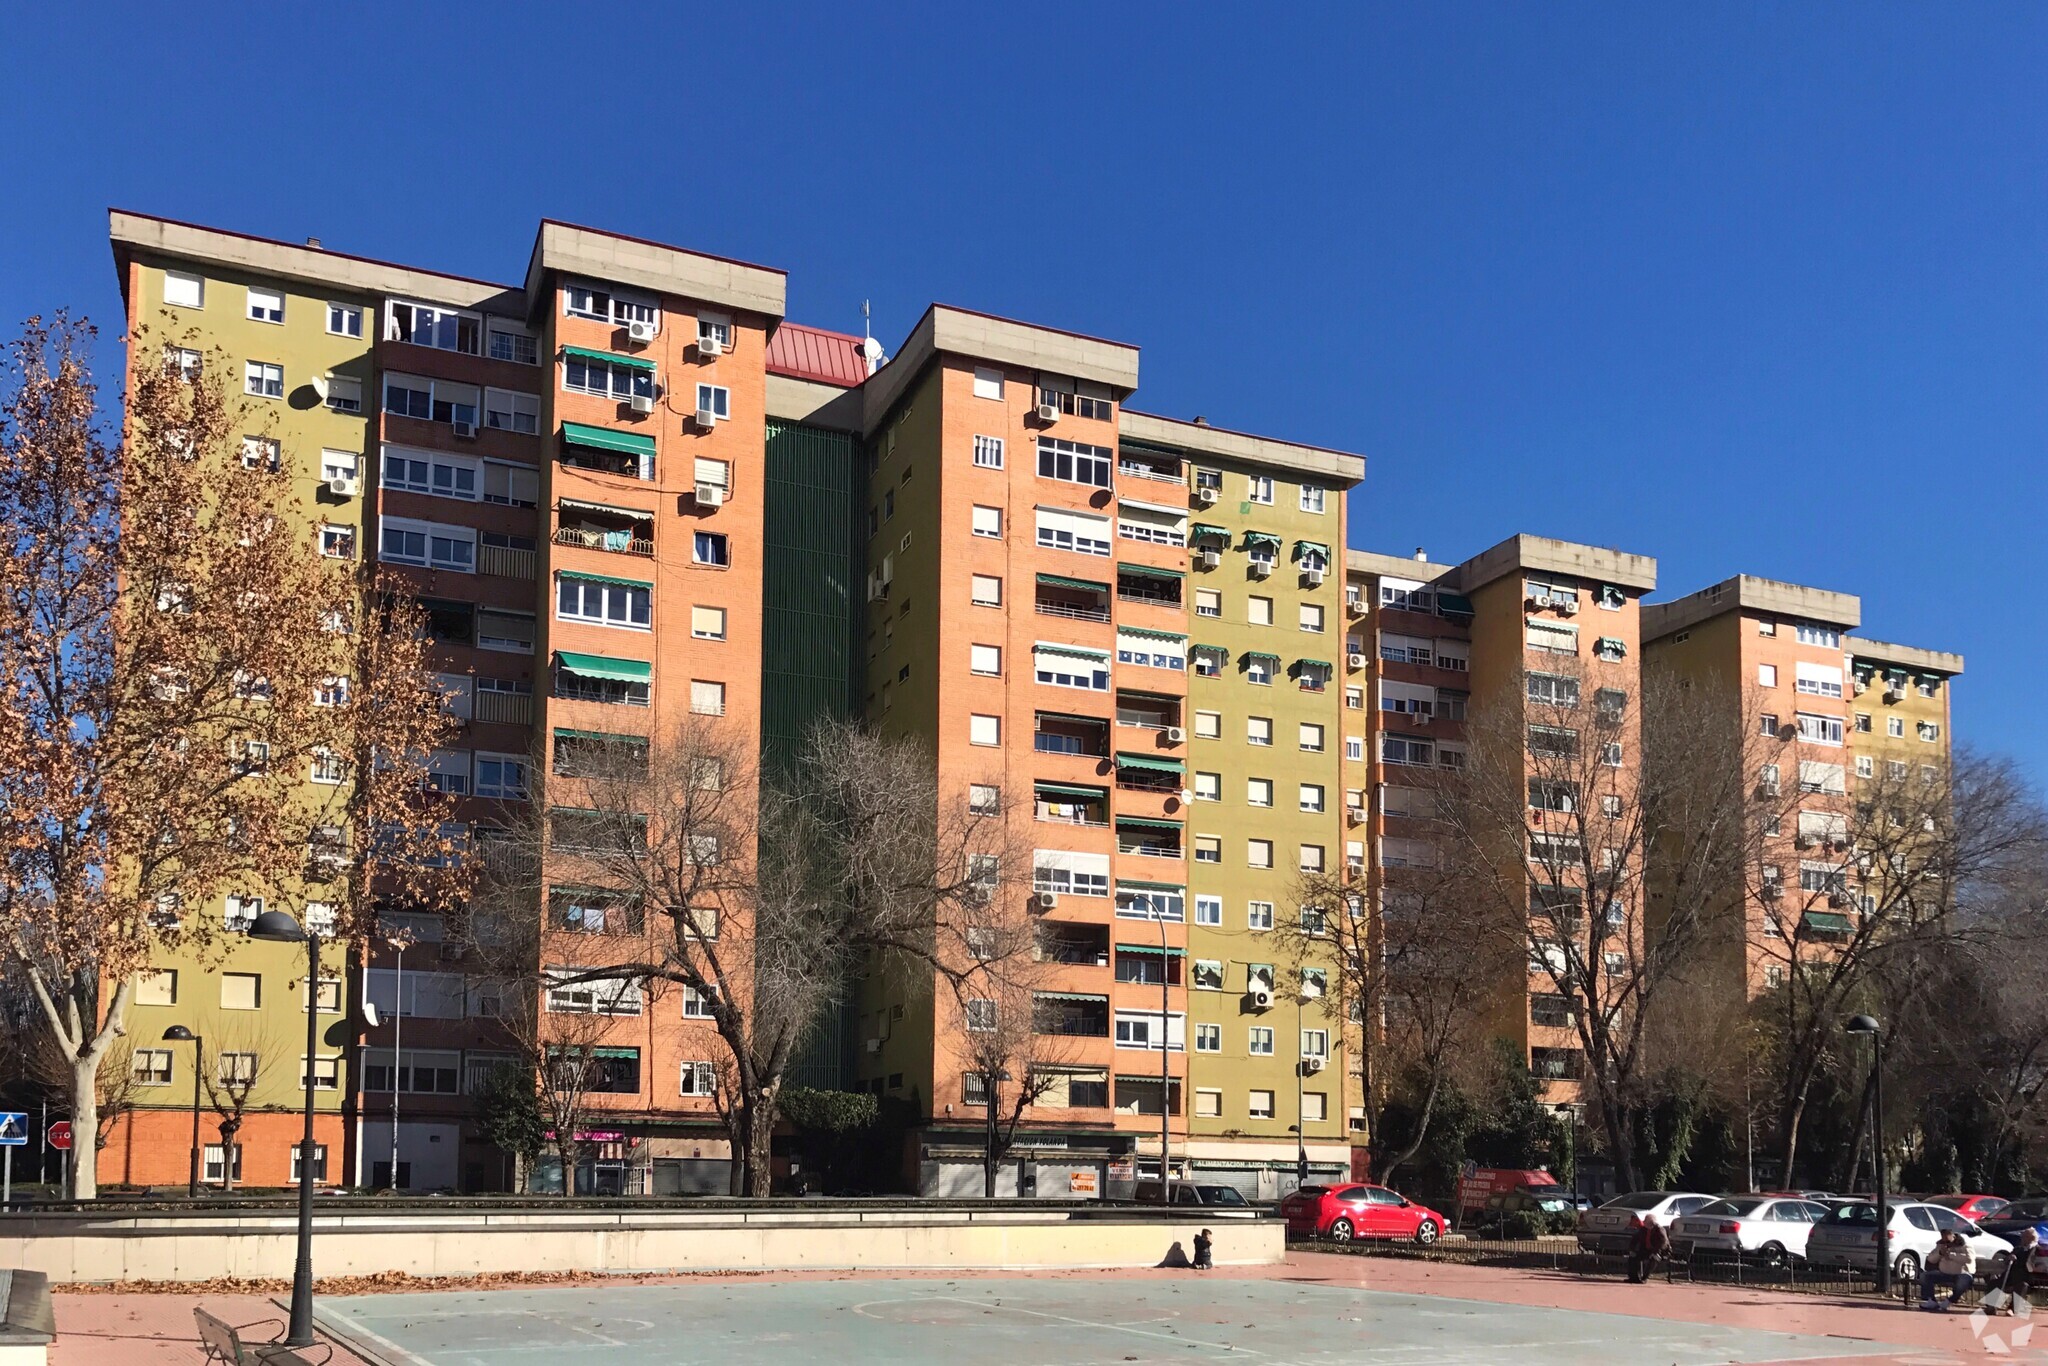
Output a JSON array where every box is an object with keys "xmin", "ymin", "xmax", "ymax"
[
  {"xmin": 1299, "ymin": 844, "xmax": 1325, "ymax": 872},
  {"xmin": 1601, "ymin": 742, "xmax": 1623, "ymax": 767},
  {"xmin": 1380, "ymin": 632, "xmax": 1433, "ymax": 666},
  {"xmin": 481, "ymin": 461, "xmax": 539, "ymax": 508},
  {"xmin": 973, "ymin": 367, "xmax": 1004, "ymax": 400},
  {"xmin": 1035, "ymin": 645, "xmax": 1109, "ymax": 690},
  {"xmin": 244, "ymin": 361, "xmax": 284, "ymax": 399},
  {"xmin": 1194, "ymin": 835, "xmax": 1221, "ymax": 864},
  {"xmin": 203, "ymin": 1144, "xmax": 243, "ymax": 1184},
  {"xmin": 1246, "ymin": 777, "xmax": 1273, "ymax": 807},
  {"xmin": 484, "ymin": 388, "xmax": 540, "ymax": 434},
  {"xmin": 1194, "ymin": 588, "xmax": 1222, "ymax": 619},
  {"xmin": 1037, "ymin": 505, "xmax": 1112, "ymax": 557},
  {"xmin": 1247, "ymin": 839, "xmax": 1273, "ymax": 868},
  {"xmin": 164, "ymin": 271, "xmax": 203, "ymax": 308},
  {"xmin": 488, "ymin": 320, "xmax": 537, "ymax": 364},
  {"xmin": 1758, "ymin": 664, "xmax": 1778, "ymax": 688},
  {"xmin": 136, "ymin": 969, "xmax": 178, "ymax": 1006},
  {"xmin": 1345, "ymin": 735, "xmax": 1366, "ymax": 762},
  {"xmin": 476, "ymin": 754, "xmax": 527, "ymax": 799},
  {"xmin": 243, "ymin": 285, "xmax": 285, "ymax": 323},
  {"xmin": 1036, "ymin": 437, "xmax": 1113, "ymax": 488},
  {"xmin": 965, "ymin": 998, "xmax": 999, "ymax": 1033},
  {"xmin": 1299, "ymin": 722, "xmax": 1325, "ymax": 752},
  {"xmin": 325, "ymin": 376, "xmax": 362, "ymax": 413},
  {"xmin": 1300, "ymin": 484, "xmax": 1326, "ymax": 513},
  {"xmin": 1300, "ymin": 603, "xmax": 1324, "ymax": 634},
  {"xmin": 1526, "ymin": 619, "xmax": 1578, "ymax": 654},
  {"xmin": 1247, "ymin": 474, "xmax": 1273, "ymax": 504},
  {"xmin": 319, "ymin": 450, "xmax": 358, "ymax": 484},
  {"xmin": 1301, "ymin": 1029, "xmax": 1330, "ymax": 1059},
  {"xmin": 1796, "ymin": 662, "xmax": 1845, "ymax": 698},
  {"xmin": 1249, "ymin": 1027, "xmax": 1275, "ymax": 1056},
  {"xmin": 690, "ymin": 605, "xmax": 727, "ymax": 641},
  {"xmin": 301, "ymin": 1056, "xmax": 340, "ymax": 1091},
  {"xmin": 1247, "ymin": 596, "xmax": 1273, "ymax": 627},
  {"xmin": 309, "ymin": 747, "xmax": 347, "ymax": 785},
  {"xmin": 968, "ymin": 784, "xmax": 1001, "ymax": 817},
  {"xmin": 1918, "ymin": 721, "xmax": 1942, "ymax": 742},
  {"xmin": 1853, "ymin": 712, "xmax": 1872, "ymax": 733},
  {"xmin": 690, "ymin": 680, "xmax": 726, "ymax": 716},
  {"xmin": 1855, "ymin": 755, "xmax": 1875, "ymax": 779},
  {"xmin": 695, "ymin": 384, "xmax": 731, "ymax": 421},
  {"xmin": 1300, "ymin": 783, "xmax": 1326, "ymax": 813},
  {"xmin": 971, "ymin": 504, "xmax": 1002, "ymax": 538},
  {"xmin": 556, "ymin": 573, "xmax": 650, "ymax": 628},
  {"xmin": 382, "ymin": 446, "xmax": 481, "ymax": 500},
  {"xmin": 970, "ymin": 714, "xmax": 1001, "ymax": 747},
  {"xmin": 1887, "ymin": 716, "xmax": 1906, "ymax": 738},
  {"xmin": 973, "ymin": 435, "xmax": 1004, "ymax": 469},
  {"xmin": 1247, "ymin": 716, "xmax": 1272, "ymax": 746},
  {"xmin": 1795, "ymin": 623, "xmax": 1841, "ymax": 648},
  {"xmin": 1796, "ymin": 712, "xmax": 1844, "ymax": 746},
  {"xmin": 1302, "ymin": 1093, "xmax": 1329, "ymax": 1123},
  {"xmin": 971, "ymin": 574, "xmax": 1002, "ymax": 606},
  {"xmin": 1114, "ymin": 1010, "xmax": 1186, "ymax": 1051},
  {"xmin": 970, "ymin": 643, "xmax": 1001, "ymax": 676},
  {"xmin": 1194, "ymin": 895, "xmax": 1222, "ymax": 926},
  {"xmin": 318, "ymin": 524, "xmax": 355, "ymax": 559},
  {"xmin": 1245, "ymin": 655, "xmax": 1274, "ymax": 686},
  {"xmin": 1194, "ymin": 771, "xmax": 1221, "ymax": 802},
  {"xmin": 1193, "ymin": 710, "xmax": 1221, "ymax": 739},
  {"xmin": 1247, "ymin": 901, "xmax": 1274, "ymax": 931},
  {"xmin": 132, "ymin": 1049, "xmax": 173, "ymax": 1085},
  {"xmin": 388, "ymin": 301, "xmax": 481, "ymax": 354},
  {"xmin": 563, "ymin": 352, "xmax": 654, "ymax": 402}
]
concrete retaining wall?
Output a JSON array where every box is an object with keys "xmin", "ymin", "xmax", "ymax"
[{"xmin": 0, "ymin": 1208, "xmax": 1280, "ymax": 1284}]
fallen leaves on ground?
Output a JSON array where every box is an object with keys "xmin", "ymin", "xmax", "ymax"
[{"xmin": 55, "ymin": 1267, "xmax": 777, "ymax": 1297}]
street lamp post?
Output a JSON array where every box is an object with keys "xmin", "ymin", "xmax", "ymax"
[
  {"xmin": 1555, "ymin": 1103, "xmax": 1576, "ymax": 1206},
  {"xmin": 1295, "ymin": 991, "xmax": 1308, "ymax": 1184},
  {"xmin": 1158, "ymin": 909, "xmax": 1173, "ymax": 1205},
  {"xmin": 160, "ymin": 1026, "xmax": 203, "ymax": 1198},
  {"xmin": 1846, "ymin": 1014, "xmax": 1889, "ymax": 1296},
  {"xmin": 250, "ymin": 909, "xmax": 320, "ymax": 1347}
]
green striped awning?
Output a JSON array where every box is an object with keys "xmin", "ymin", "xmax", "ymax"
[
  {"xmin": 1114, "ymin": 752, "xmax": 1185, "ymax": 775},
  {"xmin": 1035, "ymin": 991, "xmax": 1109, "ymax": 1004},
  {"xmin": 1116, "ymin": 943, "xmax": 1187, "ymax": 957},
  {"xmin": 1595, "ymin": 637, "xmax": 1628, "ymax": 657},
  {"xmin": 555, "ymin": 652, "xmax": 651, "ymax": 682},
  {"xmin": 1242, "ymin": 531, "xmax": 1283, "ymax": 550},
  {"xmin": 1035, "ymin": 642, "xmax": 1111, "ymax": 662},
  {"xmin": 1035, "ymin": 781, "xmax": 1108, "ymax": 800},
  {"xmin": 1242, "ymin": 650, "xmax": 1281, "ymax": 664},
  {"xmin": 1037, "ymin": 572, "xmax": 1110, "ymax": 592},
  {"xmin": 559, "ymin": 569, "xmax": 651, "ymax": 589},
  {"xmin": 1116, "ymin": 815, "xmax": 1184, "ymax": 830},
  {"xmin": 1036, "ymin": 710, "xmax": 1108, "ymax": 727},
  {"xmin": 1119, "ymin": 562, "xmax": 1185, "ymax": 581},
  {"xmin": 1117, "ymin": 880, "xmax": 1185, "ymax": 893},
  {"xmin": 593, "ymin": 1046, "xmax": 640, "ymax": 1060},
  {"xmin": 1295, "ymin": 658, "xmax": 1334, "ymax": 671},
  {"xmin": 1191, "ymin": 643, "xmax": 1230, "ymax": 657},
  {"xmin": 1118, "ymin": 625, "xmax": 1187, "ymax": 643},
  {"xmin": 1293, "ymin": 540, "xmax": 1332, "ymax": 560},
  {"xmin": 563, "ymin": 345, "xmax": 655, "ymax": 372},
  {"xmin": 552, "ymin": 727, "xmax": 646, "ymax": 743},
  {"xmin": 1802, "ymin": 910, "xmax": 1852, "ymax": 934},
  {"xmin": 1191, "ymin": 523, "xmax": 1230, "ymax": 541},
  {"xmin": 1437, "ymin": 592, "xmax": 1475, "ymax": 617},
  {"xmin": 560, "ymin": 421, "xmax": 656, "ymax": 457}
]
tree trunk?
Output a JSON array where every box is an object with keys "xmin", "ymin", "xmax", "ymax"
[
  {"xmin": 743, "ymin": 1094, "xmax": 776, "ymax": 1197},
  {"xmin": 1596, "ymin": 1083, "xmax": 1638, "ymax": 1192},
  {"xmin": 555, "ymin": 1141, "xmax": 577, "ymax": 1197},
  {"xmin": 984, "ymin": 1090, "xmax": 1000, "ymax": 1197},
  {"xmin": 70, "ymin": 1055, "xmax": 101, "ymax": 1200},
  {"xmin": 1778, "ymin": 1084, "xmax": 1810, "ymax": 1190},
  {"xmin": 1377, "ymin": 1068, "xmax": 1442, "ymax": 1186},
  {"xmin": 59, "ymin": 977, "xmax": 130, "ymax": 1202}
]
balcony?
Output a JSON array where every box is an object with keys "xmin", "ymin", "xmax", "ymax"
[
  {"xmin": 1115, "ymin": 693, "xmax": 1180, "ymax": 734},
  {"xmin": 1116, "ymin": 566, "xmax": 1182, "ymax": 610},
  {"xmin": 1035, "ymin": 781, "xmax": 1109, "ymax": 827},
  {"xmin": 1036, "ymin": 574, "xmax": 1111, "ymax": 624},
  {"xmin": 1038, "ymin": 924, "xmax": 1110, "ymax": 967},
  {"xmin": 478, "ymin": 541, "xmax": 536, "ymax": 580},
  {"xmin": 1033, "ymin": 993, "xmax": 1110, "ymax": 1038},
  {"xmin": 474, "ymin": 689, "xmax": 534, "ymax": 726},
  {"xmin": 1115, "ymin": 818, "xmax": 1182, "ymax": 859},
  {"xmin": 1116, "ymin": 443, "xmax": 1185, "ymax": 485},
  {"xmin": 560, "ymin": 422, "xmax": 655, "ymax": 481},
  {"xmin": 1035, "ymin": 712, "xmax": 1111, "ymax": 761},
  {"xmin": 556, "ymin": 501, "xmax": 656, "ymax": 557}
]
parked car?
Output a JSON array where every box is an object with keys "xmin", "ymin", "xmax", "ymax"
[
  {"xmin": 1576, "ymin": 1192, "xmax": 1718, "ymax": 1255},
  {"xmin": 1279, "ymin": 1183, "xmax": 1447, "ymax": 1244},
  {"xmin": 1804, "ymin": 1200, "xmax": 2010, "ymax": 1282},
  {"xmin": 1131, "ymin": 1181, "xmax": 1250, "ymax": 1207},
  {"xmin": 1924, "ymin": 1194, "xmax": 2011, "ymax": 1222},
  {"xmin": 1979, "ymin": 1197, "xmax": 2048, "ymax": 1240},
  {"xmin": 1668, "ymin": 1196, "xmax": 1832, "ymax": 1263}
]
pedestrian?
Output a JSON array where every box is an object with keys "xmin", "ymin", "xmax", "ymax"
[
  {"xmin": 1625, "ymin": 1218, "xmax": 1670, "ymax": 1284},
  {"xmin": 1987, "ymin": 1226, "xmax": 2040, "ymax": 1315},
  {"xmin": 1193, "ymin": 1228, "xmax": 1214, "ymax": 1271},
  {"xmin": 1918, "ymin": 1232, "xmax": 1972, "ymax": 1311}
]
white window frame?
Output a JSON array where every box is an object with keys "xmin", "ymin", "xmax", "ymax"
[
  {"xmin": 246, "ymin": 286, "xmax": 285, "ymax": 324},
  {"xmin": 973, "ymin": 435, "xmax": 1004, "ymax": 469},
  {"xmin": 163, "ymin": 271, "xmax": 204, "ymax": 308}
]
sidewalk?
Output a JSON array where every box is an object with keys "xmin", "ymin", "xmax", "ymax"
[{"xmin": 50, "ymin": 1294, "xmax": 372, "ymax": 1366}]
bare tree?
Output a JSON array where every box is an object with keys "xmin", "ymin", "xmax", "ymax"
[
  {"xmin": 1432, "ymin": 660, "xmax": 1753, "ymax": 1190},
  {"xmin": 197, "ymin": 1017, "xmax": 280, "ymax": 1191},
  {"xmin": 0, "ymin": 317, "xmax": 459, "ymax": 1196},
  {"xmin": 948, "ymin": 905, "xmax": 1077, "ymax": 1197},
  {"xmin": 475, "ymin": 716, "xmax": 1017, "ymax": 1196}
]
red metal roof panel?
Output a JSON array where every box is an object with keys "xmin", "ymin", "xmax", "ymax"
[{"xmin": 766, "ymin": 321, "xmax": 869, "ymax": 388}]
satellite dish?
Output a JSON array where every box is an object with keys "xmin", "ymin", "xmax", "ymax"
[
  {"xmin": 362, "ymin": 1001, "xmax": 381, "ymax": 1029},
  {"xmin": 309, "ymin": 374, "xmax": 330, "ymax": 401},
  {"xmin": 860, "ymin": 336, "xmax": 884, "ymax": 363}
]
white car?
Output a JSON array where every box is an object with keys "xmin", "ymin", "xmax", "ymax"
[
  {"xmin": 1805, "ymin": 1200, "xmax": 2011, "ymax": 1282},
  {"xmin": 1576, "ymin": 1191, "xmax": 1718, "ymax": 1255},
  {"xmin": 1669, "ymin": 1196, "xmax": 1833, "ymax": 1263}
]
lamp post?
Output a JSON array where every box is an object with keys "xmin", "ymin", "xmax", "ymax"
[
  {"xmin": 1846, "ymin": 1014, "xmax": 1889, "ymax": 1296},
  {"xmin": 1295, "ymin": 991, "xmax": 1308, "ymax": 1184},
  {"xmin": 1158, "ymin": 908, "xmax": 1173, "ymax": 1205},
  {"xmin": 250, "ymin": 909, "xmax": 319, "ymax": 1347},
  {"xmin": 160, "ymin": 1026, "xmax": 203, "ymax": 1198},
  {"xmin": 1554, "ymin": 1103, "xmax": 1576, "ymax": 1206}
]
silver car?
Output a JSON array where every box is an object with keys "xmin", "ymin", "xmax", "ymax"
[
  {"xmin": 1576, "ymin": 1191, "xmax": 1718, "ymax": 1255},
  {"xmin": 1669, "ymin": 1196, "xmax": 1832, "ymax": 1263},
  {"xmin": 1805, "ymin": 1200, "xmax": 2010, "ymax": 1282}
]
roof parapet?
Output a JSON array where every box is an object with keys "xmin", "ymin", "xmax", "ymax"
[
  {"xmin": 1121, "ymin": 411, "xmax": 1363, "ymax": 486},
  {"xmin": 1346, "ymin": 548, "xmax": 1455, "ymax": 583},
  {"xmin": 1845, "ymin": 635, "xmax": 1964, "ymax": 677},
  {"xmin": 1643, "ymin": 574, "xmax": 1861, "ymax": 643},
  {"xmin": 1454, "ymin": 533, "xmax": 1658, "ymax": 596},
  {"xmin": 861, "ymin": 303, "xmax": 1140, "ymax": 436},
  {"xmin": 523, "ymin": 220, "xmax": 786, "ymax": 323}
]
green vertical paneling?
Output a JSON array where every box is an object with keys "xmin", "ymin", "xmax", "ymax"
[{"xmin": 761, "ymin": 419, "xmax": 862, "ymax": 1091}]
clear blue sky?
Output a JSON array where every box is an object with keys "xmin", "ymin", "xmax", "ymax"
[{"xmin": 4, "ymin": 4, "xmax": 2043, "ymax": 780}]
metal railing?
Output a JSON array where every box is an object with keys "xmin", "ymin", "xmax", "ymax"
[
  {"xmin": 478, "ymin": 544, "xmax": 536, "ymax": 580},
  {"xmin": 553, "ymin": 527, "xmax": 655, "ymax": 557},
  {"xmin": 1036, "ymin": 599, "xmax": 1111, "ymax": 623},
  {"xmin": 474, "ymin": 691, "xmax": 533, "ymax": 726}
]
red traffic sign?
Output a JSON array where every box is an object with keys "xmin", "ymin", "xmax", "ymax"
[{"xmin": 47, "ymin": 1120, "xmax": 72, "ymax": 1151}]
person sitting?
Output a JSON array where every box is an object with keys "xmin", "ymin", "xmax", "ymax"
[
  {"xmin": 1919, "ymin": 1232, "xmax": 1974, "ymax": 1310},
  {"xmin": 1625, "ymin": 1219, "xmax": 1670, "ymax": 1284}
]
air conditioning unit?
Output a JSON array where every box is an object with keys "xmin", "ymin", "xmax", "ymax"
[
  {"xmin": 1248, "ymin": 986, "xmax": 1274, "ymax": 1010},
  {"xmin": 1198, "ymin": 549, "xmax": 1221, "ymax": 569},
  {"xmin": 697, "ymin": 334, "xmax": 725, "ymax": 358},
  {"xmin": 1829, "ymin": 890, "xmax": 1853, "ymax": 909},
  {"xmin": 1884, "ymin": 685, "xmax": 1907, "ymax": 703},
  {"xmin": 327, "ymin": 475, "xmax": 360, "ymax": 498},
  {"xmin": 1410, "ymin": 712, "xmax": 1431, "ymax": 727},
  {"xmin": 1525, "ymin": 594, "xmax": 1545, "ymax": 610},
  {"xmin": 439, "ymin": 942, "xmax": 466, "ymax": 962},
  {"xmin": 1302, "ymin": 1056, "xmax": 1326, "ymax": 1074},
  {"xmin": 1346, "ymin": 807, "xmax": 1364, "ymax": 827},
  {"xmin": 1761, "ymin": 882, "xmax": 1783, "ymax": 899},
  {"xmin": 1164, "ymin": 726, "xmax": 1186, "ymax": 743},
  {"xmin": 1346, "ymin": 858, "xmax": 1365, "ymax": 876},
  {"xmin": 626, "ymin": 320, "xmax": 657, "ymax": 344},
  {"xmin": 865, "ymin": 1038, "xmax": 882, "ymax": 1054},
  {"xmin": 1196, "ymin": 487, "xmax": 1218, "ymax": 505},
  {"xmin": 1559, "ymin": 598, "xmax": 1579, "ymax": 615},
  {"xmin": 1031, "ymin": 891, "xmax": 1058, "ymax": 911},
  {"xmin": 1304, "ymin": 567, "xmax": 1326, "ymax": 586},
  {"xmin": 1755, "ymin": 781, "xmax": 1779, "ymax": 799},
  {"xmin": 1250, "ymin": 559, "xmax": 1273, "ymax": 579},
  {"xmin": 451, "ymin": 418, "xmax": 477, "ymax": 439},
  {"xmin": 695, "ymin": 482, "xmax": 726, "ymax": 506},
  {"xmin": 1830, "ymin": 836, "xmax": 1852, "ymax": 853},
  {"xmin": 1347, "ymin": 652, "xmax": 1366, "ymax": 669},
  {"xmin": 695, "ymin": 407, "xmax": 718, "ymax": 428},
  {"xmin": 1036, "ymin": 402, "xmax": 1061, "ymax": 424},
  {"xmin": 630, "ymin": 392, "xmax": 656, "ymax": 415},
  {"xmin": 1346, "ymin": 593, "xmax": 1365, "ymax": 614},
  {"xmin": 1795, "ymin": 833, "xmax": 1818, "ymax": 849}
]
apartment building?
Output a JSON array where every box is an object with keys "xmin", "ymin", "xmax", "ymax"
[
  {"xmin": 1844, "ymin": 637, "xmax": 1963, "ymax": 795},
  {"xmin": 1642, "ymin": 576, "xmax": 1863, "ymax": 999},
  {"xmin": 848, "ymin": 306, "xmax": 1364, "ymax": 1196}
]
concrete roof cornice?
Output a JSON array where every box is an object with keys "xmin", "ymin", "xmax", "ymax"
[
  {"xmin": 108, "ymin": 209, "xmax": 522, "ymax": 311},
  {"xmin": 860, "ymin": 304, "xmax": 1142, "ymax": 436},
  {"xmin": 765, "ymin": 373, "xmax": 864, "ymax": 433},
  {"xmin": 1345, "ymin": 548, "xmax": 1455, "ymax": 583},
  {"xmin": 1845, "ymin": 635, "xmax": 1964, "ymax": 676},
  {"xmin": 522, "ymin": 220, "xmax": 787, "ymax": 325},
  {"xmin": 1642, "ymin": 574, "xmax": 1861, "ymax": 643},
  {"xmin": 1119, "ymin": 411, "xmax": 1364, "ymax": 486},
  {"xmin": 1453, "ymin": 533, "xmax": 1658, "ymax": 596}
]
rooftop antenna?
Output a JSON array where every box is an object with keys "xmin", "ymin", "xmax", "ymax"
[{"xmin": 860, "ymin": 299, "xmax": 885, "ymax": 376}]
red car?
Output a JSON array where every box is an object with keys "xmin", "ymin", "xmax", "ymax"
[
  {"xmin": 1926, "ymin": 1194, "xmax": 2010, "ymax": 1222},
  {"xmin": 1279, "ymin": 1183, "xmax": 1446, "ymax": 1244}
]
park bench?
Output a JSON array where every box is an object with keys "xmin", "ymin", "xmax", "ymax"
[
  {"xmin": 193, "ymin": 1306, "xmax": 329, "ymax": 1365},
  {"xmin": 0, "ymin": 1269, "xmax": 55, "ymax": 1364}
]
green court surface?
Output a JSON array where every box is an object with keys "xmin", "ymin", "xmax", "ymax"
[{"xmin": 317, "ymin": 1276, "xmax": 1910, "ymax": 1366}]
